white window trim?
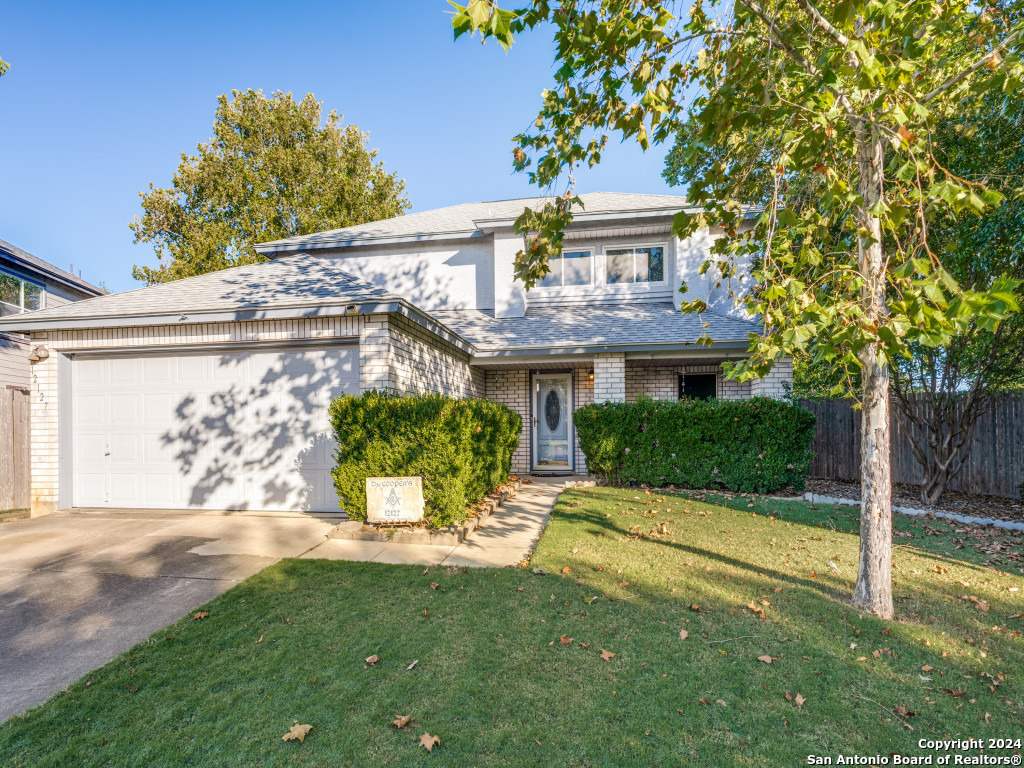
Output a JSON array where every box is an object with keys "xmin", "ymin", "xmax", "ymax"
[
  {"xmin": 533, "ymin": 246, "xmax": 596, "ymax": 291},
  {"xmin": 603, "ymin": 242, "xmax": 669, "ymax": 286},
  {"xmin": 0, "ymin": 268, "xmax": 46, "ymax": 313}
]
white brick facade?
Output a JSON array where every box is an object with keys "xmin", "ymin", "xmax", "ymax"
[
  {"xmin": 749, "ymin": 357, "xmax": 793, "ymax": 399},
  {"xmin": 484, "ymin": 369, "xmax": 531, "ymax": 475},
  {"xmin": 593, "ymin": 353, "xmax": 626, "ymax": 403},
  {"xmin": 359, "ymin": 313, "xmax": 483, "ymax": 398}
]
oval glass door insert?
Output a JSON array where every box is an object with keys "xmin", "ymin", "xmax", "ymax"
[{"xmin": 544, "ymin": 389, "xmax": 561, "ymax": 431}]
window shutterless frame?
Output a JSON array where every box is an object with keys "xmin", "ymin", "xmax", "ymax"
[
  {"xmin": 0, "ymin": 269, "xmax": 45, "ymax": 315},
  {"xmin": 535, "ymin": 248, "xmax": 595, "ymax": 289},
  {"xmin": 603, "ymin": 243, "xmax": 667, "ymax": 285}
]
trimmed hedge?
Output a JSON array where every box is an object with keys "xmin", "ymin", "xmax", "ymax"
[
  {"xmin": 329, "ymin": 391, "xmax": 521, "ymax": 528},
  {"xmin": 574, "ymin": 396, "xmax": 815, "ymax": 493}
]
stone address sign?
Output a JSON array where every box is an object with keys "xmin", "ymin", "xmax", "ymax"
[{"xmin": 366, "ymin": 476, "xmax": 425, "ymax": 524}]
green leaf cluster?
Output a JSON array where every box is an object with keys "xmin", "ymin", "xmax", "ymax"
[
  {"xmin": 131, "ymin": 89, "xmax": 409, "ymax": 285},
  {"xmin": 573, "ymin": 396, "xmax": 816, "ymax": 493},
  {"xmin": 329, "ymin": 391, "xmax": 521, "ymax": 528}
]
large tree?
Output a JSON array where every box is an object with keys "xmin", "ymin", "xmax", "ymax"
[
  {"xmin": 665, "ymin": 61, "xmax": 1024, "ymax": 508},
  {"xmin": 889, "ymin": 95, "xmax": 1024, "ymax": 505},
  {"xmin": 453, "ymin": 0, "xmax": 1023, "ymax": 618},
  {"xmin": 131, "ymin": 89, "xmax": 409, "ymax": 284}
]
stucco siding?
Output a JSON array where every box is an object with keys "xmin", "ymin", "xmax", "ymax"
[{"xmin": 321, "ymin": 240, "xmax": 495, "ymax": 311}]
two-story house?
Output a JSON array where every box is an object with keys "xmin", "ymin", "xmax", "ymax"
[
  {"xmin": 0, "ymin": 193, "xmax": 791, "ymax": 516},
  {"xmin": 0, "ymin": 238, "xmax": 105, "ymax": 389}
]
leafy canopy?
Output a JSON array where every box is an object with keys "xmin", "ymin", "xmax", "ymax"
[
  {"xmin": 131, "ymin": 89, "xmax": 409, "ymax": 285},
  {"xmin": 452, "ymin": 0, "xmax": 1023, "ymax": 383}
]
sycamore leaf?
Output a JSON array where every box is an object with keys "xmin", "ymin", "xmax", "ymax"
[
  {"xmin": 560, "ymin": 635, "xmax": 573, "ymax": 645},
  {"xmin": 921, "ymin": 665, "xmax": 934, "ymax": 672},
  {"xmin": 419, "ymin": 732, "xmax": 441, "ymax": 752},
  {"xmin": 679, "ymin": 629, "xmax": 689, "ymax": 641},
  {"xmin": 365, "ymin": 655, "xmax": 380, "ymax": 666},
  {"xmin": 757, "ymin": 655, "xmax": 773, "ymax": 664},
  {"xmin": 795, "ymin": 693, "xmax": 806, "ymax": 709},
  {"xmin": 600, "ymin": 648, "xmax": 616, "ymax": 661},
  {"xmin": 430, "ymin": 582, "xmax": 439, "ymax": 590},
  {"xmin": 282, "ymin": 723, "xmax": 313, "ymax": 743},
  {"xmin": 256, "ymin": 635, "xmax": 263, "ymax": 644},
  {"xmin": 407, "ymin": 660, "xmax": 419, "ymax": 671},
  {"xmin": 192, "ymin": 612, "xmax": 209, "ymax": 620},
  {"xmin": 393, "ymin": 715, "xmax": 411, "ymax": 729},
  {"xmin": 561, "ymin": 567, "xmax": 571, "ymax": 574}
]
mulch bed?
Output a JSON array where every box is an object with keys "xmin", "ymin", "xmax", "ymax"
[{"xmin": 806, "ymin": 478, "xmax": 1024, "ymax": 524}]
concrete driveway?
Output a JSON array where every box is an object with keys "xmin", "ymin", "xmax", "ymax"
[{"xmin": 0, "ymin": 507, "xmax": 337, "ymax": 722}]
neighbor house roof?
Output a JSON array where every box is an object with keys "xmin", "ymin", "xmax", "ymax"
[
  {"xmin": 0, "ymin": 254, "xmax": 403, "ymax": 333},
  {"xmin": 0, "ymin": 238, "xmax": 105, "ymax": 297},
  {"xmin": 255, "ymin": 192, "xmax": 699, "ymax": 254},
  {"xmin": 431, "ymin": 302, "xmax": 759, "ymax": 358}
]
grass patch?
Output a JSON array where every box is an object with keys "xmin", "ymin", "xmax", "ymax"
[
  {"xmin": 2, "ymin": 488, "xmax": 1022, "ymax": 767},
  {"xmin": 0, "ymin": 509, "xmax": 29, "ymax": 523}
]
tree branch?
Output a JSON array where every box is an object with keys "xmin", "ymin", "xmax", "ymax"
[{"xmin": 922, "ymin": 27, "xmax": 1023, "ymax": 104}]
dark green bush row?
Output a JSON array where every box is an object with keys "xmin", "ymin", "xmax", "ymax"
[
  {"xmin": 574, "ymin": 396, "xmax": 815, "ymax": 493},
  {"xmin": 329, "ymin": 391, "xmax": 521, "ymax": 528}
]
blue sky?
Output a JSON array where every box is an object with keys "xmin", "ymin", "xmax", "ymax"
[{"xmin": 0, "ymin": 1, "xmax": 677, "ymax": 293}]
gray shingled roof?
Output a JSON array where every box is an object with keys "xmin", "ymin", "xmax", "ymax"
[
  {"xmin": 0, "ymin": 238, "xmax": 105, "ymax": 296},
  {"xmin": 256, "ymin": 192, "xmax": 695, "ymax": 253},
  {"xmin": 431, "ymin": 303, "xmax": 759, "ymax": 353},
  {"xmin": 0, "ymin": 254, "xmax": 397, "ymax": 331}
]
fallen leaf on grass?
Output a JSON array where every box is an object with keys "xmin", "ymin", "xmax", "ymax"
[
  {"xmin": 430, "ymin": 582, "xmax": 439, "ymax": 590},
  {"xmin": 716, "ymin": 699, "xmax": 727, "ymax": 707},
  {"xmin": 584, "ymin": 595, "xmax": 598, "ymax": 604},
  {"xmin": 282, "ymin": 723, "xmax": 313, "ymax": 743},
  {"xmin": 679, "ymin": 629, "xmax": 689, "ymax": 641},
  {"xmin": 921, "ymin": 665, "xmax": 934, "ymax": 672},
  {"xmin": 422, "ymin": 609, "xmax": 429, "ymax": 617},
  {"xmin": 894, "ymin": 705, "xmax": 918, "ymax": 719},
  {"xmin": 689, "ymin": 604, "xmax": 701, "ymax": 612},
  {"xmin": 192, "ymin": 612, "xmax": 209, "ymax": 620},
  {"xmin": 600, "ymin": 649, "xmax": 616, "ymax": 661},
  {"xmin": 757, "ymin": 655, "xmax": 773, "ymax": 664},
  {"xmin": 407, "ymin": 660, "xmax": 418, "ymax": 671},
  {"xmin": 365, "ymin": 655, "xmax": 380, "ymax": 666},
  {"xmin": 392, "ymin": 715, "xmax": 411, "ymax": 729},
  {"xmin": 532, "ymin": 567, "xmax": 549, "ymax": 575},
  {"xmin": 561, "ymin": 567, "xmax": 571, "ymax": 574},
  {"xmin": 560, "ymin": 635, "xmax": 573, "ymax": 645},
  {"xmin": 419, "ymin": 732, "xmax": 441, "ymax": 752},
  {"xmin": 256, "ymin": 635, "xmax": 264, "ymax": 644},
  {"xmin": 785, "ymin": 691, "xmax": 806, "ymax": 709}
]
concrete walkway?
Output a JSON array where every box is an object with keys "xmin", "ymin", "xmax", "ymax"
[{"xmin": 302, "ymin": 477, "xmax": 572, "ymax": 567}]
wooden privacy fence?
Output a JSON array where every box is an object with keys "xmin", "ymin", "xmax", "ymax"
[
  {"xmin": 1, "ymin": 385, "xmax": 30, "ymax": 511},
  {"xmin": 798, "ymin": 396, "xmax": 1024, "ymax": 498}
]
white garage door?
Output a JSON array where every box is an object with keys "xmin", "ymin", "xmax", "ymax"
[{"xmin": 71, "ymin": 344, "xmax": 358, "ymax": 512}]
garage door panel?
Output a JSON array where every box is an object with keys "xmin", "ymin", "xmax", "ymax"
[
  {"xmin": 109, "ymin": 395, "xmax": 140, "ymax": 426},
  {"xmin": 75, "ymin": 395, "xmax": 108, "ymax": 426},
  {"xmin": 108, "ymin": 433, "xmax": 141, "ymax": 464},
  {"xmin": 72, "ymin": 344, "xmax": 356, "ymax": 512},
  {"xmin": 109, "ymin": 358, "xmax": 140, "ymax": 386},
  {"xmin": 75, "ymin": 473, "xmax": 107, "ymax": 506},
  {"xmin": 143, "ymin": 356, "xmax": 173, "ymax": 384}
]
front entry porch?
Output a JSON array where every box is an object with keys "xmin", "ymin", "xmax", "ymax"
[{"xmin": 480, "ymin": 353, "xmax": 785, "ymax": 477}]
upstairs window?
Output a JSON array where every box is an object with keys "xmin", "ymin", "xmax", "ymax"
[
  {"xmin": 538, "ymin": 250, "xmax": 593, "ymax": 288},
  {"xmin": 606, "ymin": 246, "xmax": 665, "ymax": 284},
  {"xmin": 0, "ymin": 271, "xmax": 44, "ymax": 317}
]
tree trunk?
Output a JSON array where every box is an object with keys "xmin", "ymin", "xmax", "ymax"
[{"xmin": 851, "ymin": 123, "xmax": 894, "ymax": 620}]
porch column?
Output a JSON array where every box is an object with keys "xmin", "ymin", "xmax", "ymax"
[{"xmin": 593, "ymin": 353, "xmax": 626, "ymax": 403}]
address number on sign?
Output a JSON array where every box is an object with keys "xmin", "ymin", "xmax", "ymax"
[{"xmin": 366, "ymin": 477, "xmax": 425, "ymax": 523}]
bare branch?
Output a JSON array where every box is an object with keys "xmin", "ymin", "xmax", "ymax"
[{"xmin": 793, "ymin": 0, "xmax": 849, "ymax": 47}]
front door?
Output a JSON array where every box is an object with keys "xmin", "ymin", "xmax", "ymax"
[{"xmin": 533, "ymin": 373, "xmax": 573, "ymax": 471}]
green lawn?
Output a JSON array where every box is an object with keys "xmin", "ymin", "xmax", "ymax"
[{"xmin": 2, "ymin": 488, "xmax": 1022, "ymax": 767}]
